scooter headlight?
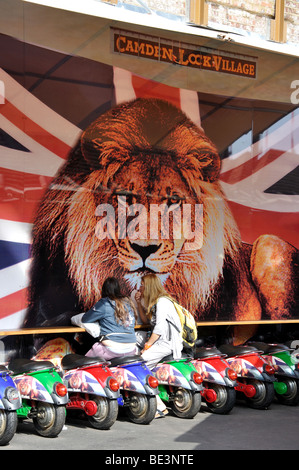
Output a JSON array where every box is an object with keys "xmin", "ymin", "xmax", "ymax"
[
  {"xmin": 108, "ymin": 377, "xmax": 120, "ymax": 392},
  {"xmin": 226, "ymin": 368, "xmax": 238, "ymax": 381},
  {"xmin": 5, "ymin": 386, "xmax": 20, "ymax": 404},
  {"xmin": 192, "ymin": 371, "xmax": 203, "ymax": 385},
  {"xmin": 264, "ymin": 364, "xmax": 275, "ymax": 375},
  {"xmin": 54, "ymin": 382, "xmax": 68, "ymax": 397},
  {"xmin": 147, "ymin": 375, "xmax": 159, "ymax": 389}
]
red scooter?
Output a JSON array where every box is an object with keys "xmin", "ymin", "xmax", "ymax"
[
  {"xmin": 218, "ymin": 344, "xmax": 276, "ymax": 409},
  {"xmin": 191, "ymin": 347, "xmax": 237, "ymax": 414},
  {"xmin": 60, "ymin": 354, "xmax": 120, "ymax": 430}
]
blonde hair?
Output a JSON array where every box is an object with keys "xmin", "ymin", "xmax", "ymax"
[{"xmin": 141, "ymin": 273, "xmax": 173, "ymax": 319}]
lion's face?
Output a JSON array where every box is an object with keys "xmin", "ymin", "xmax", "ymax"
[{"xmin": 106, "ymin": 157, "xmax": 194, "ymax": 279}]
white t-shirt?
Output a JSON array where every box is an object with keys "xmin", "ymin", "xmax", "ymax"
[{"xmin": 151, "ymin": 297, "xmax": 183, "ymax": 358}]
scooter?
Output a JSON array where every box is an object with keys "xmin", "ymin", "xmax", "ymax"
[
  {"xmin": 108, "ymin": 355, "xmax": 159, "ymax": 425},
  {"xmin": 152, "ymin": 355, "xmax": 203, "ymax": 419},
  {"xmin": 248, "ymin": 341, "xmax": 299, "ymax": 406},
  {"xmin": 0, "ymin": 365, "xmax": 22, "ymax": 445},
  {"xmin": 218, "ymin": 344, "xmax": 276, "ymax": 409},
  {"xmin": 9, "ymin": 358, "xmax": 68, "ymax": 438},
  {"xmin": 60, "ymin": 353, "xmax": 120, "ymax": 430},
  {"xmin": 191, "ymin": 347, "xmax": 237, "ymax": 414}
]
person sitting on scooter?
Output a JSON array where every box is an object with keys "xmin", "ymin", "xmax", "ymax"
[
  {"xmin": 82, "ymin": 277, "xmax": 138, "ymax": 360},
  {"xmin": 135, "ymin": 273, "xmax": 183, "ymax": 367},
  {"xmin": 135, "ymin": 273, "xmax": 183, "ymax": 417}
]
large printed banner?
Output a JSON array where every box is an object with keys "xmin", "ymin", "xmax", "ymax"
[{"xmin": 0, "ymin": 33, "xmax": 298, "ymax": 329}]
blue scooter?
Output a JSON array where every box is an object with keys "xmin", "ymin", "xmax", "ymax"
[
  {"xmin": 0, "ymin": 365, "xmax": 22, "ymax": 445},
  {"xmin": 109, "ymin": 355, "xmax": 159, "ymax": 424}
]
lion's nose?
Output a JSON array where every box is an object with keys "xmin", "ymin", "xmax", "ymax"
[{"xmin": 130, "ymin": 243, "xmax": 161, "ymax": 265}]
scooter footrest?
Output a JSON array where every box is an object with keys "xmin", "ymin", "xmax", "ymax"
[
  {"xmin": 61, "ymin": 354, "xmax": 106, "ymax": 370},
  {"xmin": 218, "ymin": 344, "xmax": 259, "ymax": 357},
  {"xmin": 109, "ymin": 355, "xmax": 144, "ymax": 366},
  {"xmin": 9, "ymin": 358, "xmax": 55, "ymax": 374},
  {"xmin": 194, "ymin": 347, "xmax": 225, "ymax": 359}
]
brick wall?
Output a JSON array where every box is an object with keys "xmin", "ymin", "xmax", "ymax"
[
  {"xmin": 207, "ymin": 2, "xmax": 272, "ymax": 39},
  {"xmin": 285, "ymin": 0, "xmax": 299, "ymax": 44},
  {"xmin": 114, "ymin": 0, "xmax": 298, "ymax": 44}
]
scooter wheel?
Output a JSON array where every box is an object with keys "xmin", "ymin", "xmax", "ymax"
[
  {"xmin": 204, "ymin": 384, "xmax": 236, "ymax": 414},
  {"xmin": 275, "ymin": 378, "xmax": 299, "ymax": 406},
  {"xmin": 243, "ymin": 379, "xmax": 275, "ymax": 410},
  {"xmin": 169, "ymin": 388, "xmax": 201, "ymax": 419},
  {"xmin": 126, "ymin": 393, "xmax": 157, "ymax": 425},
  {"xmin": 33, "ymin": 403, "xmax": 66, "ymax": 438},
  {"xmin": 87, "ymin": 397, "xmax": 118, "ymax": 430},
  {"xmin": 0, "ymin": 410, "xmax": 18, "ymax": 446}
]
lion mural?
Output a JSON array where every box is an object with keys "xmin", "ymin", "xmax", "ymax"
[{"xmin": 23, "ymin": 98, "xmax": 298, "ymax": 328}]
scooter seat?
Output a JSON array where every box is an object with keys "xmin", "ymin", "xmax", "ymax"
[
  {"xmin": 194, "ymin": 347, "xmax": 225, "ymax": 360},
  {"xmin": 160, "ymin": 353, "xmax": 192, "ymax": 363},
  {"xmin": 61, "ymin": 354, "xmax": 106, "ymax": 370},
  {"xmin": 108, "ymin": 355, "xmax": 144, "ymax": 367},
  {"xmin": 218, "ymin": 344, "xmax": 259, "ymax": 357},
  {"xmin": 249, "ymin": 342, "xmax": 291, "ymax": 354},
  {"xmin": 9, "ymin": 358, "xmax": 55, "ymax": 375},
  {"xmin": 160, "ymin": 354, "xmax": 174, "ymax": 362}
]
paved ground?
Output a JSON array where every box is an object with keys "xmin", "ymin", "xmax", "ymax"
[{"xmin": 2, "ymin": 398, "xmax": 299, "ymax": 454}]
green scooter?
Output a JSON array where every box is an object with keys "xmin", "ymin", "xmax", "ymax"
[
  {"xmin": 152, "ymin": 355, "xmax": 203, "ymax": 418},
  {"xmin": 249, "ymin": 341, "xmax": 299, "ymax": 406},
  {"xmin": 9, "ymin": 358, "xmax": 68, "ymax": 437}
]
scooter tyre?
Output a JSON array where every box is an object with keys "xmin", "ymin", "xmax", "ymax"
[
  {"xmin": 33, "ymin": 402, "xmax": 66, "ymax": 438},
  {"xmin": 0, "ymin": 410, "xmax": 18, "ymax": 446},
  {"xmin": 243, "ymin": 379, "xmax": 275, "ymax": 410},
  {"xmin": 126, "ymin": 393, "xmax": 157, "ymax": 425},
  {"xmin": 204, "ymin": 384, "xmax": 236, "ymax": 415},
  {"xmin": 87, "ymin": 397, "xmax": 118, "ymax": 430},
  {"xmin": 169, "ymin": 388, "xmax": 201, "ymax": 419},
  {"xmin": 275, "ymin": 378, "xmax": 299, "ymax": 406}
]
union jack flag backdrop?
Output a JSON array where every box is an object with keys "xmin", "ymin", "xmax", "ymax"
[{"xmin": 0, "ymin": 34, "xmax": 298, "ymax": 329}]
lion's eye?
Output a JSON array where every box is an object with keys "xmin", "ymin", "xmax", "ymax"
[
  {"xmin": 113, "ymin": 190, "xmax": 137, "ymax": 206},
  {"xmin": 167, "ymin": 194, "xmax": 183, "ymax": 207}
]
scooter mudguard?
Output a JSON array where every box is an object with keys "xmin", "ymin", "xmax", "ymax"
[
  {"xmin": 192, "ymin": 360, "xmax": 227, "ymax": 386},
  {"xmin": 264, "ymin": 354, "xmax": 298, "ymax": 378},
  {"xmin": 111, "ymin": 366, "xmax": 152, "ymax": 395},
  {"xmin": 10, "ymin": 360, "xmax": 69, "ymax": 406},
  {"xmin": 13, "ymin": 374, "xmax": 54, "ymax": 404},
  {"xmin": 0, "ymin": 368, "xmax": 22, "ymax": 411},
  {"xmin": 64, "ymin": 369, "xmax": 107, "ymax": 398},
  {"xmin": 225, "ymin": 355, "xmax": 272, "ymax": 382},
  {"xmin": 152, "ymin": 362, "xmax": 191, "ymax": 390},
  {"xmin": 248, "ymin": 342, "xmax": 299, "ymax": 379}
]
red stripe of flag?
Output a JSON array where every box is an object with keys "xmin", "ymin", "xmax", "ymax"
[
  {"xmin": 228, "ymin": 200, "xmax": 299, "ymax": 249},
  {"xmin": 0, "ymin": 167, "xmax": 52, "ymax": 224},
  {"xmin": 132, "ymin": 75, "xmax": 181, "ymax": 108},
  {"xmin": 0, "ymin": 99, "xmax": 71, "ymax": 159},
  {"xmin": 220, "ymin": 149, "xmax": 284, "ymax": 184},
  {"xmin": 0, "ymin": 288, "xmax": 28, "ymax": 320}
]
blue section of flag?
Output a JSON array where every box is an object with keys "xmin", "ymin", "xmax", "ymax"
[
  {"xmin": 0, "ymin": 240, "xmax": 31, "ymax": 269},
  {"xmin": 0, "ymin": 128, "xmax": 30, "ymax": 152}
]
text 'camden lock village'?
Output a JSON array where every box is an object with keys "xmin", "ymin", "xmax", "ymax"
[{"xmin": 114, "ymin": 33, "xmax": 257, "ymax": 78}]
